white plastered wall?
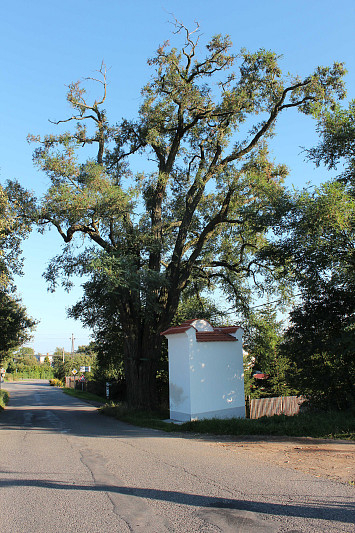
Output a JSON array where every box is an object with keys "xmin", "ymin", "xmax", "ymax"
[
  {"xmin": 188, "ymin": 329, "xmax": 244, "ymax": 418},
  {"xmin": 168, "ymin": 333, "xmax": 192, "ymax": 419},
  {"xmin": 167, "ymin": 323, "xmax": 245, "ymax": 421}
]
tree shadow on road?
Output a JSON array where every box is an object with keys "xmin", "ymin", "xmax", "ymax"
[{"xmin": 0, "ymin": 478, "xmax": 354, "ymax": 524}]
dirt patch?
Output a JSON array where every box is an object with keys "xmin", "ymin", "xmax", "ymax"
[{"xmin": 214, "ymin": 436, "xmax": 355, "ymax": 485}]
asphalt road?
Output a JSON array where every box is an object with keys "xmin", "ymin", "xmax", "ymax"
[{"xmin": 0, "ymin": 380, "xmax": 354, "ymax": 532}]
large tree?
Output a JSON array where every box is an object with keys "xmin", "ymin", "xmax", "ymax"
[
  {"xmin": 28, "ymin": 24, "xmax": 346, "ymax": 408},
  {"xmin": 264, "ymin": 101, "xmax": 355, "ymax": 408}
]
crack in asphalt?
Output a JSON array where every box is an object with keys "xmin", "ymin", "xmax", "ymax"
[{"xmin": 78, "ymin": 447, "xmax": 172, "ymax": 532}]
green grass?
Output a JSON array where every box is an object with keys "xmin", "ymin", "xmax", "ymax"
[
  {"xmin": 100, "ymin": 403, "xmax": 172, "ymax": 431},
  {"xmin": 60, "ymin": 388, "xmax": 355, "ymax": 440},
  {"xmin": 0, "ymin": 389, "xmax": 9, "ymax": 410},
  {"xmin": 100, "ymin": 403, "xmax": 355, "ymax": 440},
  {"xmin": 62, "ymin": 387, "xmax": 107, "ymax": 404}
]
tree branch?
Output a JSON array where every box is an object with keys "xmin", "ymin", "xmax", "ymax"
[
  {"xmin": 221, "ymin": 79, "xmax": 313, "ymax": 165},
  {"xmin": 43, "ymin": 216, "xmax": 112, "ymax": 251}
]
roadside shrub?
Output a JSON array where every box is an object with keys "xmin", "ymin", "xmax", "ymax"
[
  {"xmin": 49, "ymin": 378, "xmax": 63, "ymax": 387},
  {"xmin": 0, "ymin": 390, "xmax": 9, "ymax": 409},
  {"xmin": 7, "ymin": 369, "xmax": 54, "ymax": 380}
]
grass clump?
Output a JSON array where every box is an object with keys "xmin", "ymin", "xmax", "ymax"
[
  {"xmin": 0, "ymin": 390, "xmax": 9, "ymax": 410},
  {"xmin": 178, "ymin": 410, "xmax": 355, "ymax": 440},
  {"xmin": 101, "ymin": 403, "xmax": 355, "ymax": 440}
]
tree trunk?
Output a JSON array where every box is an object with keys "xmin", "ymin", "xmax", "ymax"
[
  {"xmin": 120, "ymin": 283, "xmax": 183, "ymax": 410},
  {"xmin": 122, "ymin": 324, "xmax": 162, "ymax": 410}
]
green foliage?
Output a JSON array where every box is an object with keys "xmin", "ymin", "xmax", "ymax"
[
  {"xmin": 0, "ymin": 292, "xmax": 37, "ymax": 362},
  {"xmin": 173, "ymin": 291, "xmax": 228, "ymax": 327},
  {"xmin": 68, "ymin": 275, "xmax": 124, "ymax": 380},
  {"xmin": 0, "ymin": 182, "xmax": 35, "ymax": 291},
  {"xmin": 27, "ymin": 24, "xmax": 347, "ymax": 408},
  {"xmin": 5, "ymin": 347, "xmax": 53, "ymax": 380},
  {"xmin": 7, "ymin": 368, "xmax": 54, "ymax": 380},
  {"xmin": 75, "ymin": 342, "xmax": 97, "ymax": 357},
  {"xmin": 262, "ymin": 101, "xmax": 355, "ymax": 409},
  {"xmin": 14, "ymin": 346, "xmax": 35, "ymax": 357},
  {"xmin": 43, "ymin": 356, "xmax": 51, "ymax": 368},
  {"xmin": 0, "ymin": 182, "xmax": 37, "ymax": 363},
  {"xmin": 306, "ymin": 99, "xmax": 355, "ymax": 185},
  {"xmin": 282, "ymin": 297, "xmax": 354, "ymax": 409},
  {"xmin": 0, "ymin": 390, "xmax": 9, "ymax": 410},
  {"xmin": 52, "ymin": 353, "xmax": 96, "ymax": 381},
  {"xmin": 243, "ymin": 307, "xmax": 292, "ymax": 398}
]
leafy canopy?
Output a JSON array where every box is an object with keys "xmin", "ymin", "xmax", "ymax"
[
  {"xmin": 0, "ymin": 182, "xmax": 34, "ymax": 291},
  {"xmin": 29, "ymin": 25, "xmax": 346, "ymax": 318}
]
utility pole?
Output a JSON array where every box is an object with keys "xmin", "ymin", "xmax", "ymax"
[
  {"xmin": 62, "ymin": 347, "xmax": 65, "ymax": 363},
  {"xmin": 70, "ymin": 334, "xmax": 75, "ymax": 357}
]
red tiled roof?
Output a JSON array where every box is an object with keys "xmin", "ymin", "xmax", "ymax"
[
  {"xmin": 215, "ymin": 326, "xmax": 242, "ymax": 334},
  {"xmin": 161, "ymin": 320, "xmax": 240, "ymax": 342},
  {"xmin": 161, "ymin": 319, "xmax": 201, "ymax": 337},
  {"xmin": 160, "ymin": 325, "xmax": 192, "ymax": 336},
  {"xmin": 196, "ymin": 331, "xmax": 237, "ymax": 342}
]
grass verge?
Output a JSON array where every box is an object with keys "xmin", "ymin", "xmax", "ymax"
[
  {"xmin": 101, "ymin": 403, "xmax": 172, "ymax": 431},
  {"xmin": 100, "ymin": 403, "xmax": 355, "ymax": 440},
  {"xmin": 62, "ymin": 387, "xmax": 107, "ymax": 405},
  {"xmin": 0, "ymin": 389, "xmax": 9, "ymax": 410},
  {"xmin": 60, "ymin": 389, "xmax": 355, "ymax": 440}
]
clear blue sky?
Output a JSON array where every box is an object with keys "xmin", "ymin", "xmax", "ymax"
[{"xmin": 1, "ymin": 0, "xmax": 354, "ymax": 353}]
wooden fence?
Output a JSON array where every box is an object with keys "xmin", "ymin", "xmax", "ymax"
[
  {"xmin": 248, "ymin": 396, "xmax": 305, "ymax": 419},
  {"xmin": 65, "ymin": 376, "xmax": 80, "ymax": 389}
]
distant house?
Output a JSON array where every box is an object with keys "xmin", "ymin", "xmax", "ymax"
[
  {"xmin": 161, "ymin": 319, "xmax": 245, "ymax": 422},
  {"xmin": 35, "ymin": 354, "xmax": 54, "ymax": 365}
]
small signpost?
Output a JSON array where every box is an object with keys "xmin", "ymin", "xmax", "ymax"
[
  {"xmin": 78, "ymin": 374, "xmax": 86, "ymax": 391},
  {"xmin": 72, "ymin": 368, "xmax": 77, "ymax": 388}
]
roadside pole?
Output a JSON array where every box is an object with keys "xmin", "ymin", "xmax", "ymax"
[{"xmin": 0, "ymin": 368, "xmax": 6, "ymax": 390}]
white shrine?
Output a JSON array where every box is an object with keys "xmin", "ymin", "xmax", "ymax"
[{"xmin": 161, "ymin": 319, "xmax": 245, "ymax": 422}]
